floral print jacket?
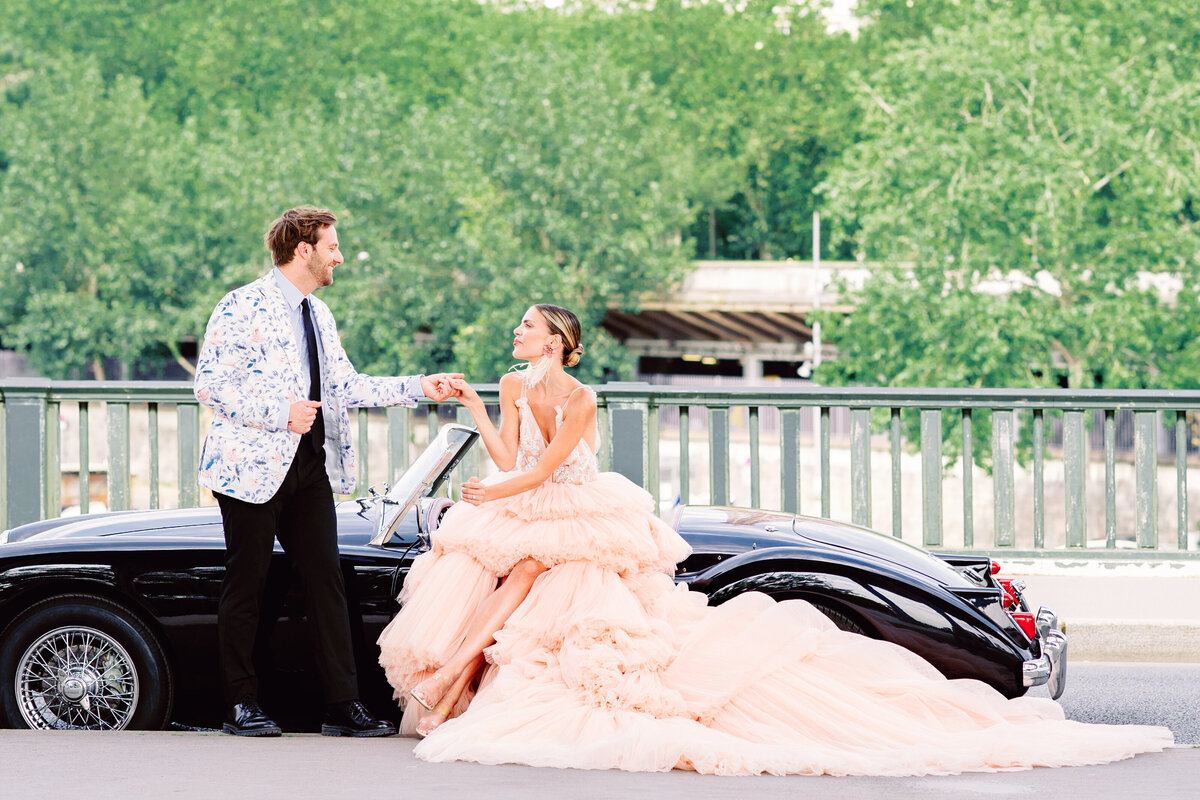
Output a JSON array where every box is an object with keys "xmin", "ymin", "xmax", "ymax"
[{"xmin": 194, "ymin": 273, "xmax": 423, "ymax": 504}]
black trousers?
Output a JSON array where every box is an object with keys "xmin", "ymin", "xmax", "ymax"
[{"xmin": 214, "ymin": 440, "xmax": 357, "ymax": 706}]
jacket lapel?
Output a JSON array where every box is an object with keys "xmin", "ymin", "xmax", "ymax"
[{"xmin": 253, "ymin": 274, "xmax": 305, "ymax": 392}]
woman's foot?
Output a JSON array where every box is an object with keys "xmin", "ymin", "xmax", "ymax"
[
  {"xmin": 415, "ymin": 704, "xmax": 452, "ymax": 738},
  {"xmin": 410, "ymin": 672, "xmax": 450, "ymax": 711}
]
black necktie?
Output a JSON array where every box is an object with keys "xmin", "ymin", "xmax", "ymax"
[{"xmin": 301, "ymin": 298, "xmax": 325, "ymax": 453}]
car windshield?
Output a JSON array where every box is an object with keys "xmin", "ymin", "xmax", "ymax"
[{"xmin": 369, "ymin": 424, "xmax": 479, "ymax": 547}]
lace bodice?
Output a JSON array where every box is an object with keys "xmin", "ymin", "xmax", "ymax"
[{"xmin": 514, "ymin": 386, "xmax": 599, "ymax": 485}]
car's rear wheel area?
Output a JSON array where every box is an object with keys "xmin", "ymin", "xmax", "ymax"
[
  {"xmin": 0, "ymin": 594, "xmax": 173, "ymax": 730},
  {"xmin": 803, "ymin": 600, "xmax": 870, "ymax": 637}
]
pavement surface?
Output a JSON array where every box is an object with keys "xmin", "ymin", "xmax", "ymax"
[
  {"xmin": 1029, "ymin": 662, "xmax": 1200, "ymax": 744},
  {"xmin": 0, "ymin": 729, "xmax": 1193, "ymax": 800},
  {"xmin": 2, "ymin": 663, "xmax": 1196, "ymax": 798}
]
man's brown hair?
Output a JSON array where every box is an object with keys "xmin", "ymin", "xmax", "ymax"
[{"xmin": 264, "ymin": 207, "xmax": 337, "ymax": 267}]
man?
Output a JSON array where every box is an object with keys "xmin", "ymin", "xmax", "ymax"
[{"xmin": 194, "ymin": 206, "xmax": 459, "ymax": 737}]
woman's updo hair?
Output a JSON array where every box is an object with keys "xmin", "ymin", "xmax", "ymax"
[{"xmin": 535, "ymin": 304, "xmax": 584, "ymax": 368}]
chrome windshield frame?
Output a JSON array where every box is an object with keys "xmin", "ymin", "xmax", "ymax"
[{"xmin": 368, "ymin": 424, "xmax": 479, "ymax": 548}]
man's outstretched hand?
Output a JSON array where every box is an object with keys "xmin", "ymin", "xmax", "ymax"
[{"xmin": 421, "ymin": 373, "xmax": 465, "ymax": 402}]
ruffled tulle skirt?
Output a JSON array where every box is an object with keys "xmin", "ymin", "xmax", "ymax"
[{"xmin": 377, "ymin": 472, "xmax": 1173, "ymax": 776}]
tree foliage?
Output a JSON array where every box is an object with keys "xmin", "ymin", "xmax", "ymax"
[
  {"xmin": 2, "ymin": 0, "xmax": 1197, "ymax": 403},
  {"xmin": 0, "ymin": 0, "xmax": 855, "ymax": 381},
  {"xmin": 819, "ymin": 0, "xmax": 1200, "ymax": 393}
]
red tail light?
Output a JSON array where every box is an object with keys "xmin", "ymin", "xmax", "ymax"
[
  {"xmin": 990, "ymin": 560, "xmax": 1002, "ymax": 575},
  {"xmin": 997, "ymin": 578, "xmax": 1016, "ymax": 608},
  {"xmin": 1010, "ymin": 611, "xmax": 1036, "ymax": 640}
]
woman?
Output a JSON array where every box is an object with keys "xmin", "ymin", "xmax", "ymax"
[{"xmin": 377, "ymin": 304, "xmax": 1172, "ymax": 775}]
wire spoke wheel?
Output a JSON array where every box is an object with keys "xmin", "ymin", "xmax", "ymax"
[{"xmin": 15, "ymin": 625, "xmax": 140, "ymax": 730}]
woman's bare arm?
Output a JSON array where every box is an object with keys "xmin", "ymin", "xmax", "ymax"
[
  {"xmin": 460, "ymin": 386, "xmax": 594, "ymax": 504},
  {"xmin": 452, "ymin": 373, "xmax": 521, "ymax": 472}
]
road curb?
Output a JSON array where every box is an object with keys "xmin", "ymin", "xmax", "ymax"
[
  {"xmin": 997, "ymin": 560, "xmax": 1200, "ymax": 663},
  {"xmin": 1065, "ymin": 620, "xmax": 1200, "ymax": 663}
]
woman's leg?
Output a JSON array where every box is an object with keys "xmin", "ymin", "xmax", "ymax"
[
  {"xmin": 410, "ymin": 557, "xmax": 547, "ymax": 709},
  {"xmin": 415, "ymin": 652, "xmax": 485, "ymax": 737}
]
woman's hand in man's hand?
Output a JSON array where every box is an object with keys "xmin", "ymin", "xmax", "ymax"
[
  {"xmin": 421, "ymin": 373, "xmax": 464, "ymax": 402},
  {"xmin": 449, "ymin": 377, "xmax": 483, "ymax": 408}
]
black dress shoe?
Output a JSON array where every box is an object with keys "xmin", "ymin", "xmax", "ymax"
[
  {"xmin": 223, "ymin": 699, "xmax": 282, "ymax": 737},
  {"xmin": 321, "ymin": 700, "xmax": 397, "ymax": 738}
]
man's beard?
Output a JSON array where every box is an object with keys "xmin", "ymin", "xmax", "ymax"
[{"xmin": 307, "ymin": 251, "xmax": 334, "ymax": 287}]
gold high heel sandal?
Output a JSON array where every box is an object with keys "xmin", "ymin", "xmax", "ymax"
[{"xmin": 409, "ymin": 672, "xmax": 450, "ymax": 712}]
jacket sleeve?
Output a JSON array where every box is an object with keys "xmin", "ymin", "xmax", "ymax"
[
  {"xmin": 318, "ymin": 309, "xmax": 425, "ymax": 409},
  {"xmin": 193, "ymin": 293, "xmax": 290, "ymax": 431}
]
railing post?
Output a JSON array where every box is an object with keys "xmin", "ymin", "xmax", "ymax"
[
  {"xmin": 148, "ymin": 403, "xmax": 160, "ymax": 509},
  {"xmin": 1033, "ymin": 410, "xmax": 1045, "ymax": 549},
  {"xmin": 992, "ymin": 409, "xmax": 1015, "ymax": 547},
  {"xmin": 780, "ymin": 409, "xmax": 801, "ymax": 514},
  {"xmin": 748, "ymin": 406, "xmax": 760, "ymax": 509},
  {"xmin": 177, "ymin": 403, "xmax": 200, "ymax": 508},
  {"xmin": 45, "ymin": 399, "xmax": 61, "ymax": 518},
  {"xmin": 890, "ymin": 408, "xmax": 902, "ymax": 538},
  {"xmin": 1104, "ymin": 409, "xmax": 1116, "ymax": 549},
  {"xmin": 961, "ymin": 408, "xmax": 973, "ymax": 548},
  {"xmin": 920, "ymin": 409, "xmax": 942, "ymax": 547},
  {"xmin": 1064, "ymin": 410, "xmax": 1088, "ymax": 548},
  {"xmin": 709, "ymin": 406, "xmax": 730, "ymax": 506},
  {"xmin": 2, "ymin": 379, "xmax": 51, "ymax": 528},
  {"xmin": 605, "ymin": 384, "xmax": 650, "ymax": 490},
  {"xmin": 107, "ymin": 402, "xmax": 131, "ymax": 511},
  {"xmin": 357, "ymin": 408, "xmax": 370, "ymax": 493},
  {"xmin": 1178, "ymin": 411, "xmax": 1189, "ymax": 551},
  {"xmin": 679, "ymin": 405, "xmax": 690, "ymax": 506},
  {"xmin": 850, "ymin": 408, "xmax": 871, "ymax": 527},
  {"xmin": 819, "ymin": 406, "xmax": 831, "ymax": 518},
  {"xmin": 1134, "ymin": 411, "xmax": 1158, "ymax": 549},
  {"xmin": 648, "ymin": 400, "xmax": 661, "ymax": 514}
]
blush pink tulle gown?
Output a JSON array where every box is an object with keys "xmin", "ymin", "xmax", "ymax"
[{"xmin": 377, "ymin": 386, "xmax": 1172, "ymax": 776}]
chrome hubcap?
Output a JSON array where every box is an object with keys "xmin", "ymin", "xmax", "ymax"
[
  {"xmin": 61, "ymin": 676, "xmax": 87, "ymax": 701},
  {"xmin": 15, "ymin": 626, "xmax": 139, "ymax": 730}
]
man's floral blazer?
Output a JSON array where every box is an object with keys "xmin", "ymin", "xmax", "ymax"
[{"xmin": 194, "ymin": 273, "xmax": 423, "ymax": 504}]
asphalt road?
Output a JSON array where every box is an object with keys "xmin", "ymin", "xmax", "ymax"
[
  {"xmin": 0, "ymin": 663, "xmax": 1194, "ymax": 800},
  {"xmin": 1027, "ymin": 661, "xmax": 1200, "ymax": 745}
]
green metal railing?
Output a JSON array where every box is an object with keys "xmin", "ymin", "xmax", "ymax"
[{"xmin": 2, "ymin": 380, "xmax": 1198, "ymax": 557}]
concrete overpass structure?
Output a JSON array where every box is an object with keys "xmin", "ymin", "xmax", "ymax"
[{"xmin": 602, "ymin": 259, "xmax": 873, "ymax": 381}]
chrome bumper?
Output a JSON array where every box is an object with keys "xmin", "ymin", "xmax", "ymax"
[{"xmin": 1021, "ymin": 607, "xmax": 1068, "ymax": 699}]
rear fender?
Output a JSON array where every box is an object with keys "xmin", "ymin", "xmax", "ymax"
[{"xmin": 681, "ymin": 549, "xmax": 1031, "ymax": 697}]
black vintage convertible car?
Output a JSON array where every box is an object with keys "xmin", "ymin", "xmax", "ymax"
[{"xmin": 0, "ymin": 425, "xmax": 1067, "ymax": 731}]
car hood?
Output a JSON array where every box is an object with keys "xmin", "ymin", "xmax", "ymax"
[
  {"xmin": 2, "ymin": 507, "xmax": 224, "ymax": 544},
  {"xmin": 1, "ymin": 502, "xmax": 379, "ymax": 548}
]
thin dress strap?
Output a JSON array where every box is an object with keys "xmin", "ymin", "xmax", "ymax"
[
  {"xmin": 565, "ymin": 384, "xmax": 591, "ymax": 402},
  {"xmin": 556, "ymin": 385, "xmax": 593, "ymax": 416}
]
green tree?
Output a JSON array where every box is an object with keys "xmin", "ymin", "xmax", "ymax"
[
  {"xmin": 0, "ymin": 52, "xmax": 219, "ymax": 378},
  {"xmin": 819, "ymin": 2, "xmax": 1200, "ymax": 393},
  {"xmin": 568, "ymin": 0, "xmax": 859, "ymax": 260},
  {"xmin": 321, "ymin": 46, "xmax": 696, "ymax": 383}
]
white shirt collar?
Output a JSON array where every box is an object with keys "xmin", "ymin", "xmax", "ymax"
[{"xmin": 271, "ymin": 267, "xmax": 308, "ymax": 311}]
